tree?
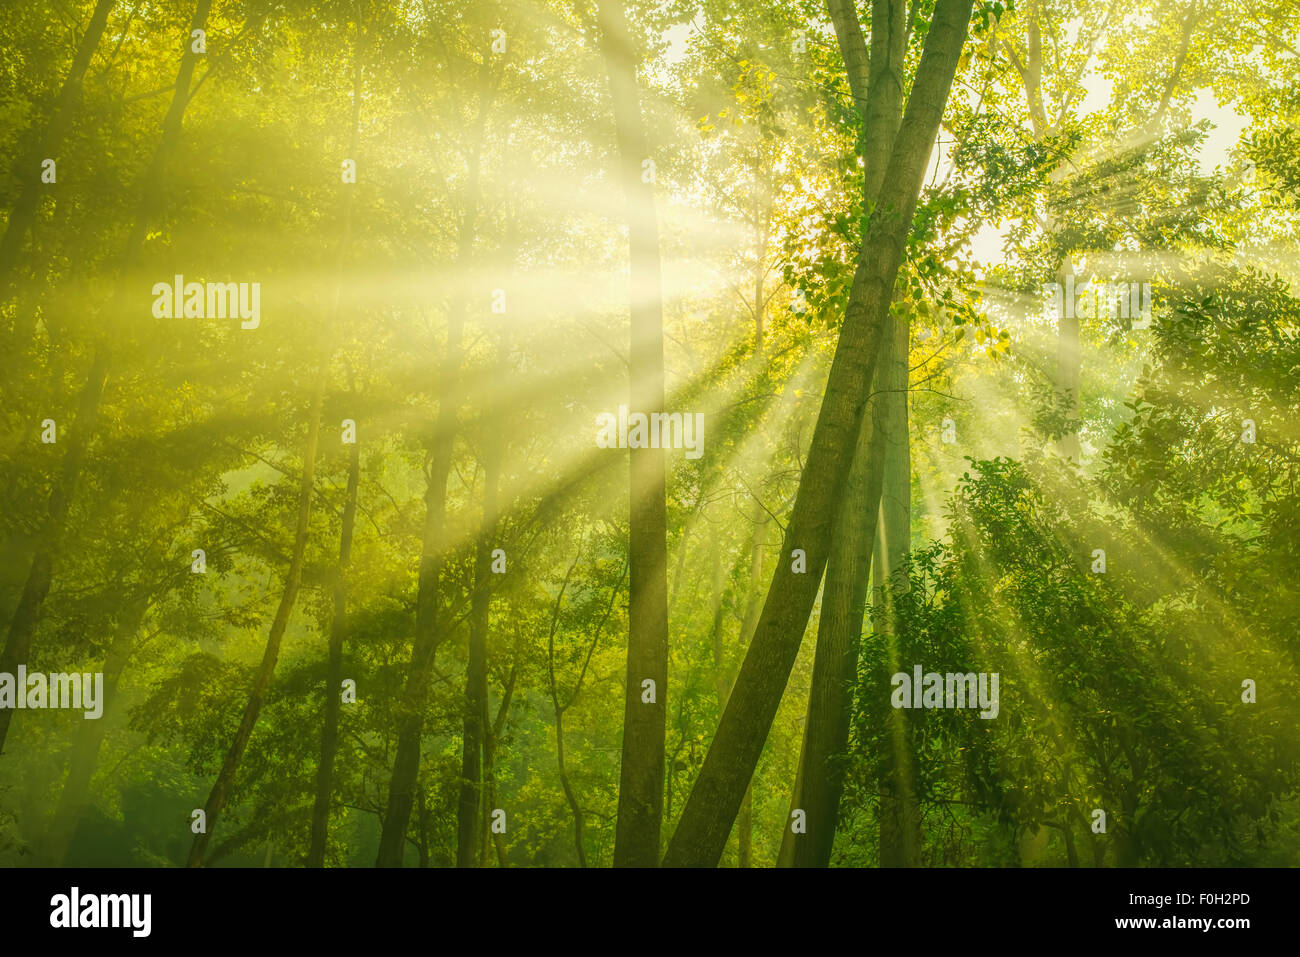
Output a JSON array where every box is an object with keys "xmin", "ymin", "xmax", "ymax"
[
  {"xmin": 597, "ymin": 0, "xmax": 670, "ymax": 868},
  {"xmin": 780, "ymin": 0, "xmax": 910, "ymax": 868},
  {"xmin": 663, "ymin": 0, "xmax": 977, "ymax": 867},
  {"xmin": 375, "ymin": 21, "xmax": 499, "ymax": 868},
  {"xmin": 0, "ymin": 0, "xmax": 213, "ymax": 759},
  {"xmin": 0, "ymin": 0, "xmax": 116, "ymax": 298},
  {"xmin": 188, "ymin": 384, "xmax": 323, "ymax": 867}
]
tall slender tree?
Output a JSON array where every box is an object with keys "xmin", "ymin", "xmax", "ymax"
[
  {"xmin": 456, "ymin": 346, "xmax": 505, "ymax": 867},
  {"xmin": 873, "ymin": 309, "xmax": 918, "ymax": 867},
  {"xmin": 308, "ymin": 12, "xmax": 367, "ymax": 869},
  {"xmin": 662, "ymin": 0, "xmax": 976, "ymax": 867},
  {"xmin": 376, "ymin": 51, "xmax": 497, "ymax": 868},
  {"xmin": 188, "ymin": 383, "xmax": 324, "ymax": 867},
  {"xmin": 0, "ymin": 0, "xmax": 212, "ymax": 758},
  {"xmin": 0, "ymin": 0, "xmax": 116, "ymax": 296},
  {"xmin": 779, "ymin": 0, "xmax": 910, "ymax": 868},
  {"xmin": 598, "ymin": 0, "xmax": 670, "ymax": 868}
]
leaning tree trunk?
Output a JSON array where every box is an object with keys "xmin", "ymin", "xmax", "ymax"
[
  {"xmin": 779, "ymin": 0, "xmax": 909, "ymax": 869},
  {"xmin": 780, "ymin": 332, "xmax": 893, "ymax": 867},
  {"xmin": 41, "ymin": 591, "xmax": 148, "ymax": 864},
  {"xmin": 547, "ymin": 557, "xmax": 624, "ymax": 867},
  {"xmin": 0, "ymin": 0, "xmax": 211, "ymax": 760},
  {"xmin": 0, "ymin": 0, "xmax": 116, "ymax": 297},
  {"xmin": 661, "ymin": 0, "xmax": 974, "ymax": 868},
  {"xmin": 598, "ymin": 0, "xmax": 670, "ymax": 868},
  {"xmin": 0, "ymin": 349, "xmax": 107, "ymax": 756},
  {"xmin": 372, "ymin": 313, "xmax": 467, "ymax": 865},
  {"xmin": 188, "ymin": 384, "xmax": 324, "ymax": 867}
]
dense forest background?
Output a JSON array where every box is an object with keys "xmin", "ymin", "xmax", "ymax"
[{"xmin": 0, "ymin": 0, "xmax": 1297, "ymax": 868}]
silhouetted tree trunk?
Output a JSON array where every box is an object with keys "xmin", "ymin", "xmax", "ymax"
[
  {"xmin": 482, "ymin": 644, "xmax": 519, "ymax": 867},
  {"xmin": 416, "ymin": 784, "xmax": 430, "ymax": 867},
  {"xmin": 662, "ymin": 0, "xmax": 975, "ymax": 867},
  {"xmin": 598, "ymin": 0, "xmax": 669, "ymax": 868},
  {"xmin": 457, "ymin": 409, "xmax": 503, "ymax": 866},
  {"xmin": 1054, "ymin": 263, "xmax": 1082, "ymax": 461},
  {"xmin": 1039, "ymin": 4, "xmax": 1190, "ymax": 463},
  {"xmin": 307, "ymin": 17, "xmax": 366, "ymax": 869},
  {"xmin": 376, "ymin": 57, "xmax": 494, "ymax": 867},
  {"xmin": 0, "ymin": 0, "xmax": 116, "ymax": 296},
  {"xmin": 41, "ymin": 591, "xmax": 147, "ymax": 864},
  {"xmin": 548, "ymin": 555, "xmax": 627, "ymax": 867},
  {"xmin": 737, "ymin": 785, "xmax": 753, "ymax": 867},
  {"xmin": 0, "ymin": 352, "xmax": 107, "ymax": 757},
  {"xmin": 1008, "ymin": 3, "xmax": 1193, "ymax": 463},
  {"xmin": 307, "ymin": 433, "xmax": 359, "ymax": 867},
  {"xmin": 188, "ymin": 384, "xmax": 323, "ymax": 867},
  {"xmin": 482, "ymin": 650, "xmax": 518, "ymax": 867},
  {"xmin": 0, "ymin": 0, "xmax": 211, "ymax": 760}
]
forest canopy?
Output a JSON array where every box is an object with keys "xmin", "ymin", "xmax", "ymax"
[{"xmin": 0, "ymin": 0, "xmax": 1297, "ymax": 868}]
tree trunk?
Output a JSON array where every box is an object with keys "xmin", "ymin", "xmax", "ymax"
[
  {"xmin": 375, "ymin": 59, "xmax": 492, "ymax": 867},
  {"xmin": 709, "ymin": 511, "xmax": 760, "ymax": 866},
  {"xmin": 661, "ymin": 0, "xmax": 974, "ymax": 868},
  {"xmin": 876, "ymin": 313, "xmax": 920, "ymax": 867},
  {"xmin": 598, "ymin": 0, "xmax": 669, "ymax": 868},
  {"xmin": 457, "ymin": 423, "xmax": 502, "ymax": 866},
  {"xmin": 779, "ymin": 0, "xmax": 908, "ymax": 869},
  {"xmin": 0, "ymin": 0, "xmax": 116, "ymax": 296},
  {"xmin": 416, "ymin": 787, "xmax": 430, "ymax": 868},
  {"xmin": 546, "ymin": 556, "xmax": 621, "ymax": 868},
  {"xmin": 307, "ymin": 20, "xmax": 365, "ymax": 869},
  {"xmin": 122, "ymin": 0, "xmax": 212, "ymax": 262},
  {"xmin": 731, "ymin": 500, "xmax": 768, "ymax": 866},
  {"xmin": 307, "ymin": 434, "xmax": 359, "ymax": 867},
  {"xmin": 0, "ymin": 351, "xmax": 108, "ymax": 756},
  {"xmin": 1054, "ymin": 259, "xmax": 1081, "ymax": 461},
  {"xmin": 555, "ymin": 708, "xmax": 587, "ymax": 868},
  {"xmin": 737, "ymin": 785, "xmax": 753, "ymax": 867},
  {"xmin": 482, "ymin": 656, "xmax": 518, "ymax": 867},
  {"xmin": 188, "ymin": 384, "xmax": 323, "ymax": 867},
  {"xmin": 781, "ymin": 334, "xmax": 892, "ymax": 867},
  {"xmin": 0, "ymin": 0, "xmax": 211, "ymax": 759},
  {"xmin": 41, "ymin": 592, "xmax": 147, "ymax": 864},
  {"xmin": 1012, "ymin": 10, "xmax": 1078, "ymax": 461}
]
